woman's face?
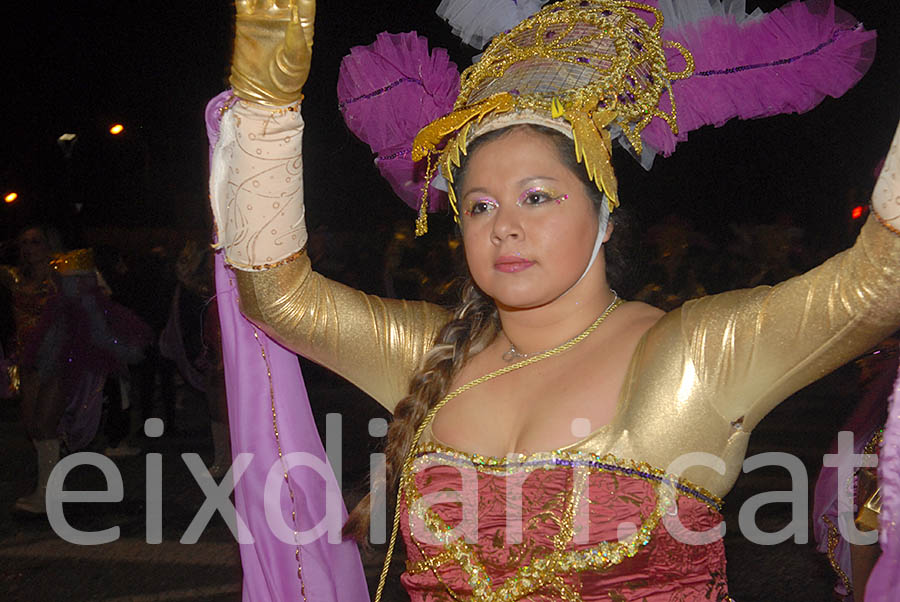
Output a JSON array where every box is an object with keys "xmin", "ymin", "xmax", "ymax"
[
  {"xmin": 458, "ymin": 127, "xmax": 603, "ymax": 310},
  {"xmin": 18, "ymin": 228, "xmax": 51, "ymax": 268}
]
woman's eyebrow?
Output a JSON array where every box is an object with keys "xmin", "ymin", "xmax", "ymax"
[
  {"xmin": 461, "ymin": 187, "xmax": 492, "ymax": 198},
  {"xmin": 516, "ymin": 176, "xmax": 560, "ymax": 187},
  {"xmin": 463, "ymin": 176, "xmax": 561, "ymax": 198}
]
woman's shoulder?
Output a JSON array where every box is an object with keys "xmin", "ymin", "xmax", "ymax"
[
  {"xmin": 593, "ymin": 299, "xmax": 666, "ymax": 361},
  {"xmin": 619, "ymin": 299, "xmax": 665, "ymax": 329}
]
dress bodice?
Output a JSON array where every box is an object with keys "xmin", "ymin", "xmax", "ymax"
[
  {"xmin": 235, "ymin": 213, "xmax": 900, "ymax": 601},
  {"xmin": 399, "ymin": 444, "xmax": 730, "ymax": 601}
]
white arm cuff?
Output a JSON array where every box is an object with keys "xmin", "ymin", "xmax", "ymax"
[
  {"xmin": 210, "ymin": 100, "xmax": 307, "ymax": 270},
  {"xmin": 872, "ymin": 120, "xmax": 900, "ymax": 235}
]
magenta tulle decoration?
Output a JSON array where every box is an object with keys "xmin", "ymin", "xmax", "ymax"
[
  {"xmin": 338, "ymin": 31, "xmax": 459, "ymax": 212},
  {"xmin": 642, "ymin": 0, "xmax": 876, "ymax": 156},
  {"xmin": 866, "ymin": 346, "xmax": 900, "ymax": 601}
]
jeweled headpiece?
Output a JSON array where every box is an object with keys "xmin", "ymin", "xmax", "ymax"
[
  {"xmin": 413, "ymin": 0, "xmax": 693, "ymax": 233},
  {"xmin": 50, "ymin": 249, "xmax": 96, "ymax": 276},
  {"xmin": 338, "ymin": 0, "xmax": 875, "ymax": 235}
]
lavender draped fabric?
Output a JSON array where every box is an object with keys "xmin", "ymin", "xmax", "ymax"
[
  {"xmin": 866, "ymin": 348, "xmax": 900, "ymax": 601},
  {"xmin": 812, "ymin": 354, "xmax": 893, "ymax": 600},
  {"xmin": 206, "ymin": 90, "xmax": 369, "ymax": 602},
  {"xmin": 57, "ymin": 371, "xmax": 107, "ymax": 451}
]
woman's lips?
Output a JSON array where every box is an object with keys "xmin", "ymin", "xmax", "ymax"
[{"xmin": 494, "ymin": 256, "xmax": 535, "ymax": 273}]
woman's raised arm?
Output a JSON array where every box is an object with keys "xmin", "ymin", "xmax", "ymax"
[
  {"xmin": 675, "ymin": 121, "xmax": 900, "ymax": 431},
  {"xmin": 235, "ymin": 257, "xmax": 449, "ymax": 412},
  {"xmin": 211, "ymin": 1, "xmax": 449, "ymax": 412}
]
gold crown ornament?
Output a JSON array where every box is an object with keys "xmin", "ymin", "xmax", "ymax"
[
  {"xmin": 412, "ymin": 0, "xmax": 694, "ymax": 235},
  {"xmin": 50, "ymin": 248, "xmax": 96, "ymax": 276}
]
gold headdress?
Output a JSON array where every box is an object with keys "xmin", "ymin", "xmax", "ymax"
[
  {"xmin": 412, "ymin": 0, "xmax": 694, "ymax": 235},
  {"xmin": 50, "ymin": 249, "xmax": 96, "ymax": 275}
]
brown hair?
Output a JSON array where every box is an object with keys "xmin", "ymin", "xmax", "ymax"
[
  {"xmin": 344, "ymin": 123, "xmax": 629, "ymax": 543},
  {"xmin": 343, "ymin": 278, "xmax": 499, "ymax": 543}
]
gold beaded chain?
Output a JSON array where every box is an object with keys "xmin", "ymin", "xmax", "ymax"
[
  {"xmin": 504, "ymin": 292, "xmax": 618, "ymax": 362},
  {"xmin": 373, "ymin": 297, "xmax": 625, "ymax": 601}
]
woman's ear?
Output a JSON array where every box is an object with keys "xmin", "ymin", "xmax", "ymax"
[{"xmin": 603, "ymin": 217, "xmax": 614, "ymax": 244}]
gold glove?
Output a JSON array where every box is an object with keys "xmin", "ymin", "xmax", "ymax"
[{"xmin": 230, "ymin": 0, "xmax": 315, "ymax": 106}]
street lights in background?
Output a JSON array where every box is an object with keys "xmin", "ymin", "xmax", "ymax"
[
  {"xmin": 52, "ymin": 121, "xmax": 154, "ymax": 231},
  {"xmin": 4, "ymin": 192, "xmax": 17, "ymax": 204},
  {"xmin": 57, "ymin": 133, "xmax": 78, "ymax": 159},
  {"xmin": 105, "ymin": 120, "xmax": 154, "ymax": 225}
]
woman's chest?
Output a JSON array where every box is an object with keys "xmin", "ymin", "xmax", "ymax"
[{"xmin": 431, "ymin": 354, "xmax": 626, "ymax": 456}]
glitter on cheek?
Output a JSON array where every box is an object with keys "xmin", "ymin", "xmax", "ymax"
[{"xmin": 555, "ymin": 194, "xmax": 569, "ymax": 205}]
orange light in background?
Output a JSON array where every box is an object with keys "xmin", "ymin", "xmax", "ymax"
[
  {"xmin": 109, "ymin": 124, "xmax": 124, "ymax": 135},
  {"xmin": 851, "ymin": 205, "xmax": 865, "ymax": 220},
  {"xmin": 4, "ymin": 192, "xmax": 17, "ymax": 204}
]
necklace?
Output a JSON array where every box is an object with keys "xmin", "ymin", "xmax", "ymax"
[
  {"xmin": 373, "ymin": 291, "xmax": 625, "ymax": 602},
  {"xmin": 501, "ymin": 291, "xmax": 620, "ymax": 362}
]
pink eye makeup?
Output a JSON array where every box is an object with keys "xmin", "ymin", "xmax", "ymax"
[
  {"xmin": 461, "ymin": 188, "xmax": 568, "ymax": 216},
  {"xmin": 516, "ymin": 187, "xmax": 568, "ymax": 207},
  {"xmin": 463, "ymin": 197, "xmax": 500, "ymax": 217}
]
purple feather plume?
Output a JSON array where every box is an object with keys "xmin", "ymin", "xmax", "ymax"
[
  {"xmin": 338, "ymin": 32, "xmax": 460, "ymax": 212},
  {"xmin": 643, "ymin": 0, "xmax": 876, "ymax": 156}
]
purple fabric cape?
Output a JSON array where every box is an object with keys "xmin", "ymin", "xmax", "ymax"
[
  {"xmin": 812, "ymin": 352, "xmax": 896, "ymax": 600},
  {"xmin": 206, "ymin": 90, "xmax": 369, "ymax": 602},
  {"xmin": 866, "ymin": 347, "xmax": 900, "ymax": 601}
]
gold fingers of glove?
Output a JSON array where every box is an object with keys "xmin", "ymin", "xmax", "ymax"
[{"xmin": 230, "ymin": 0, "xmax": 316, "ymax": 106}]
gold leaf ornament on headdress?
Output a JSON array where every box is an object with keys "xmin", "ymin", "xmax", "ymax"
[
  {"xmin": 561, "ymin": 99, "xmax": 620, "ymax": 210},
  {"xmin": 411, "ymin": 93, "xmax": 517, "ymax": 163},
  {"xmin": 412, "ymin": 0, "xmax": 694, "ymax": 234}
]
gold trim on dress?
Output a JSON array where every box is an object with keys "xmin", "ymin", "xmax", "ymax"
[
  {"xmin": 250, "ymin": 327, "xmax": 308, "ymax": 600},
  {"xmin": 821, "ymin": 515, "xmax": 853, "ymax": 595},
  {"xmin": 402, "ymin": 448, "xmax": 695, "ymax": 601}
]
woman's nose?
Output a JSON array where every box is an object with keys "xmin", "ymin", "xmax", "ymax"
[{"xmin": 491, "ymin": 205, "xmax": 523, "ymax": 243}]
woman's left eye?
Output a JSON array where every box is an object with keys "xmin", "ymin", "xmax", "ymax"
[{"xmin": 517, "ymin": 188, "xmax": 560, "ymax": 206}]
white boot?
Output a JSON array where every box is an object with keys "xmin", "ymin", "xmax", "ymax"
[
  {"xmin": 15, "ymin": 439, "xmax": 60, "ymax": 514},
  {"xmin": 208, "ymin": 421, "xmax": 232, "ymax": 480}
]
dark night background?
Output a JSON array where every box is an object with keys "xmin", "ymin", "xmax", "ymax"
[{"xmin": 0, "ymin": 1, "xmax": 898, "ymax": 249}]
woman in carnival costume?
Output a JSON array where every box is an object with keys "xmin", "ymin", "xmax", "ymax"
[
  {"xmin": 207, "ymin": 0, "xmax": 900, "ymax": 600},
  {"xmin": 1, "ymin": 227, "xmax": 152, "ymax": 514}
]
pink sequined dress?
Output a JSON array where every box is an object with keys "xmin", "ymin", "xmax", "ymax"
[{"xmin": 400, "ymin": 445, "xmax": 729, "ymax": 601}]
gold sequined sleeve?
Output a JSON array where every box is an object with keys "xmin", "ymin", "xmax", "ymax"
[
  {"xmin": 678, "ymin": 214, "xmax": 900, "ymax": 431},
  {"xmin": 235, "ymin": 251, "xmax": 450, "ymax": 413}
]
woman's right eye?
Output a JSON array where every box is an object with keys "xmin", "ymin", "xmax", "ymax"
[{"xmin": 465, "ymin": 198, "xmax": 499, "ymax": 216}]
